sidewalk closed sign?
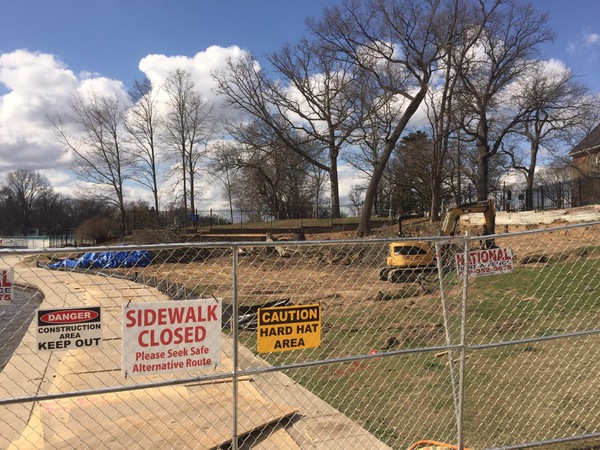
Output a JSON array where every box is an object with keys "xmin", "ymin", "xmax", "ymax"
[
  {"xmin": 37, "ymin": 306, "xmax": 102, "ymax": 351},
  {"xmin": 0, "ymin": 269, "xmax": 13, "ymax": 305},
  {"xmin": 257, "ymin": 303, "xmax": 321, "ymax": 353},
  {"xmin": 455, "ymin": 247, "xmax": 514, "ymax": 277},
  {"xmin": 122, "ymin": 299, "xmax": 222, "ymax": 377}
]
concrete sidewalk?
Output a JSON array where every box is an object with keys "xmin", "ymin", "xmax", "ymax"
[{"xmin": 0, "ymin": 255, "xmax": 391, "ymax": 449}]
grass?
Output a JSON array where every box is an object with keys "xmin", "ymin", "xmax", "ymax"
[
  {"xmin": 236, "ymin": 254, "xmax": 600, "ymax": 448},
  {"xmin": 468, "ymin": 258, "xmax": 600, "ymax": 323}
]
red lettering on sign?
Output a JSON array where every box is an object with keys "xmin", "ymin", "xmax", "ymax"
[
  {"xmin": 138, "ymin": 325, "xmax": 207, "ymax": 347},
  {"xmin": 40, "ymin": 310, "xmax": 99, "ymax": 324},
  {"xmin": 2, "ymin": 271, "xmax": 11, "ymax": 287}
]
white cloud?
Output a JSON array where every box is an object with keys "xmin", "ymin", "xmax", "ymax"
[
  {"xmin": 0, "ymin": 47, "xmax": 255, "ymax": 209},
  {"xmin": 41, "ymin": 168, "xmax": 76, "ymax": 196},
  {"xmin": 567, "ymin": 27, "xmax": 600, "ymax": 59},
  {"xmin": 139, "ymin": 45, "xmax": 251, "ymax": 141},
  {"xmin": 77, "ymin": 76, "xmax": 128, "ymax": 103},
  {"xmin": 539, "ymin": 57, "xmax": 568, "ymax": 75},
  {"xmin": 139, "ymin": 45, "xmax": 248, "ymax": 113},
  {"xmin": 584, "ymin": 31, "xmax": 600, "ymax": 45},
  {"xmin": 0, "ymin": 49, "xmax": 130, "ymax": 189},
  {"xmin": 0, "ymin": 46, "xmax": 374, "ymax": 211},
  {"xmin": 338, "ymin": 162, "xmax": 366, "ymax": 205}
]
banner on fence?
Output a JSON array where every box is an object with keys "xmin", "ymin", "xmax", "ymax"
[
  {"xmin": 257, "ymin": 303, "xmax": 321, "ymax": 353},
  {"xmin": 0, "ymin": 268, "xmax": 13, "ymax": 305},
  {"xmin": 455, "ymin": 247, "xmax": 514, "ymax": 277},
  {"xmin": 36, "ymin": 306, "xmax": 102, "ymax": 351},
  {"xmin": 121, "ymin": 299, "xmax": 222, "ymax": 376}
]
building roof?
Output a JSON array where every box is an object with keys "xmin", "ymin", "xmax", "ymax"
[{"xmin": 570, "ymin": 122, "xmax": 600, "ymax": 156}]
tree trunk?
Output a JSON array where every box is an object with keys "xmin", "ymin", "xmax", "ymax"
[
  {"xmin": 476, "ymin": 145, "xmax": 490, "ymax": 201},
  {"xmin": 356, "ymin": 86, "xmax": 429, "ymax": 235},
  {"xmin": 525, "ymin": 171, "xmax": 535, "ymax": 211},
  {"xmin": 187, "ymin": 151, "xmax": 195, "ymax": 217},
  {"xmin": 430, "ymin": 175, "xmax": 442, "ymax": 222},
  {"xmin": 329, "ymin": 152, "xmax": 340, "ymax": 219},
  {"xmin": 181, "ymin": 150, "xmax": 188, "ymax": 217}
]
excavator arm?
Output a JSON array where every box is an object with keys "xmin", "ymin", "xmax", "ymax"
[{"xmin": 440, "ymin": 199, "xmax": 496, "ymax": 237}]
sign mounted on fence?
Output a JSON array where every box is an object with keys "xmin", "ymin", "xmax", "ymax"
[
  {"xmin": 0, "ymin": 269, "xmax": 13, "ymax": 305},
  {"xmin": 455, "ymin": 247, "xmax": 514, "ymax": 277},
  {"xmin": 36, "ymin": 306, "xmax": 102, "ymax": 351},
  {"xmin": 121, "ymin": 299, "xmax": 222, "ymax": 377},
  {"xmin": 257, "ymin": 303, "xmax": 321, "ymax": 353}
]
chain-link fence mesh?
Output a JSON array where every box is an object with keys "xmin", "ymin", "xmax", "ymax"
[{"xmin": 0, "ymin": 222, "xmax": 599, "ymax": 449}]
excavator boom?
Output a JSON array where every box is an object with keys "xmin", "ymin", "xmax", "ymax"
[{"xmin": 440, "ymin": 199, "xmax": 496, "ymax": 237}]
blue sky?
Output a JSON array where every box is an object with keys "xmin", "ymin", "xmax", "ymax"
[
  {"xmin": 1, "ymin": 0, "xmax": 597, "ymax": 90},
  {"xmin": 0, "ymin": 0, "xmax": 599, "ymax": 207},
  {"xmin": 0, "ymin": 1, "xmax": 339, "ymax": 91}
]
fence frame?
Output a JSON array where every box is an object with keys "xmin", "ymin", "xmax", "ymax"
[{"xmin": 1, "ymin": 223, "xmax": 600, "ymax": 449}]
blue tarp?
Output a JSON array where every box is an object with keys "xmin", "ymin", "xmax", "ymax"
[{"xmin": 45, "ymin": 250, "xmax": 152, "ymax": 270}]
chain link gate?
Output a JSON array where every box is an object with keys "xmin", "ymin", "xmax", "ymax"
[{"xmin": 0, "ymin": 222, "xmax": 599, "ymax": 449}]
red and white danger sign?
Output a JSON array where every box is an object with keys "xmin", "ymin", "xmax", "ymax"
[
  {"xmin": 122, "ymin": 299, "xmax": 222, "ymax": 377},
  {"xmin": 37, "ymin": 306, "xmax": 102, "ymax": 351},
  {"xmin": 0, "ymin": 269, "xmax": 14, "ymax": 305}
]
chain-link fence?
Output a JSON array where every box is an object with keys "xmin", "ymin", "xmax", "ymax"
[{"xmin": 0, "ymin": 222, "xmax": 599, "ymax": 449}]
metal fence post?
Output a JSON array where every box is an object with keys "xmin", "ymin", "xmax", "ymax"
[
  {"xmin": 436, "ymin": 241, "xmax": 460, "ymax": 423},
  {"xmin": 458, "ymin": 234, "xmax": 470, "ymax": 449},
  {"xmin": 231, "ymin": 245, "xmax": 239, "ymax": 450}
]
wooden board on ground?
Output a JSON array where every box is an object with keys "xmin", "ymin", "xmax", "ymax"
[{"xmin": 36, "ymin": 383, "xmax": 297, "ymax": 449}]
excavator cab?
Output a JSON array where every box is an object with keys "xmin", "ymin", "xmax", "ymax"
[{"xmin": 379, "ymin": 241, "xmax": 436, "ymax": 282}]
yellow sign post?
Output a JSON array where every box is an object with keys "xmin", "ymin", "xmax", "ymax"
[{"xmin": 257, "ymin": 303, "xmax": 321, "ymax": 353}]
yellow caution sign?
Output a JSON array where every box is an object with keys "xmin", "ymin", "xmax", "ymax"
[{"xmin": 257, "ymin": 303, "xmax": 321, "ymax": 353}]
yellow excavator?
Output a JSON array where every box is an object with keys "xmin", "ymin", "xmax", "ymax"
[{"xmin": 379, "ymin": 200, "xmax": 496, "ymax": 283}]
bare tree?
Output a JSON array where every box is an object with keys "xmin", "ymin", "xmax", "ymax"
[
  {"xmin": 346, "ymin": 78, "xmax": 403, "ymax": 217},
  {"xmin": 536, "ymin": 160, "xmax": 577, "ymax": 209},
  {"xmin": 162, "ymin": 69, "xmax": 214, "ymax": 220},
  {"xmin": 126, "ymin": 77, "xmax": 163, "ymax": 217},
  {"xmin": 207, "ymin": 140, "xmax": 241, "ymax": 224},
  {"xmin": 387, "ymin": 131, "xmax": 436, "ymax": 215},
  {"xmin": 310, "ymin": 0, "xmax": 461, "ymax": 234},
  {"xmin": 52, "ymin": 89, "xmax": 131, "ymax": 233},
  {"xmin": 1, "ymin": 170, "xmax": 53, "ymax": 234},
  {"xmin": 454, "ymin": 0, "xmax": 554, "ymax": 202},
  {"xmin": 213, "ymin": 121, "xmax": 323, "ymax": 220},
  {"xmin": 348, "ymin": 185, "xmax": 365, "ymax": 216},
  {"xmin": 214, "ymin": 37, "xmax": 363, "ymax": 219},
  {"xmin": 505, "ymin": 63, "xmax": 592, "ymax": 210},
  {"xmin": 423, "ymin": 0, "xmax": 498, "ymax": 219}
]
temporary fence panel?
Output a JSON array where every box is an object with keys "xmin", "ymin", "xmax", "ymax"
[{"xmin": 0, "ymin": 222, "xmax": 598, "ymax": 449}]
